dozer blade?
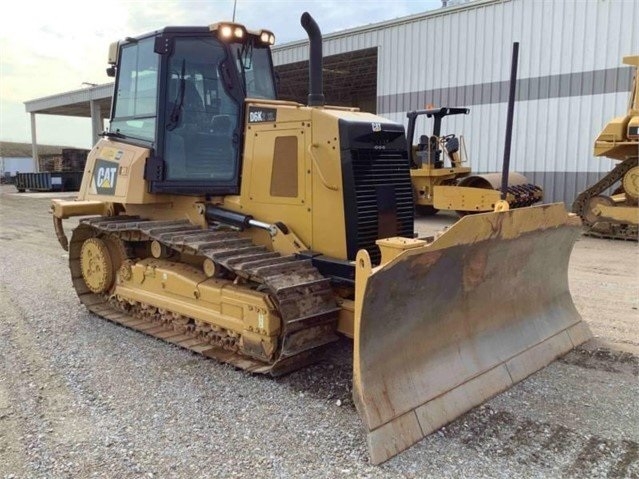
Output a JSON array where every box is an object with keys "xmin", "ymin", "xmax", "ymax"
[{"xmin": 352, "ymin": 203, "xmax": 591, "ymax": 464}]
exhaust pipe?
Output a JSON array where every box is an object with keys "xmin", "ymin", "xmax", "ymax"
[{"xmin": 300, "ymin": 12, "xmax": 325, "ymax": 107}]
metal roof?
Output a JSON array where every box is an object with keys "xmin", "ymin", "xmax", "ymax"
[
  {"xmin": 24, "ymin": 83, "xmax": 113, "ymax": 117},
  {"xmin": 272, "ymin": 0, "xmax": 500, "ymax": 54},
  {"xmin": 21, "ymin": 0, "xmax": 492, "ymax": 118}
]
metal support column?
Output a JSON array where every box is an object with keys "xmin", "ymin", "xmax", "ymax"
[
  {"xmin": 90, "ymin": 100, "xmax": 102, "ymax": 145},
  {"xmin": 30, "ymin": 113, "xmax": 39, "ymax": 172}
]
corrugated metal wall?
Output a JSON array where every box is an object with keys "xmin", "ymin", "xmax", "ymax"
[{"xmin": 272, "ymin": 0, "xmax": 639, "ymax": 205}]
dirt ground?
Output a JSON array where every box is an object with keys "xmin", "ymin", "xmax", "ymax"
[{"xmin": 0, "ymin": 185, "xmax": 637, "ymax": 478}]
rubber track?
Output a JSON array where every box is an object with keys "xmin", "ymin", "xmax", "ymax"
[{"xmin": 70, "ymin": 218, "xmax": 340, "ymax": 376}]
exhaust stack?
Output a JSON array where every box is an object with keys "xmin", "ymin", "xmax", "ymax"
[{"xmin": 300, "ymin": 12, "xmax": 325, "ymax": 107}]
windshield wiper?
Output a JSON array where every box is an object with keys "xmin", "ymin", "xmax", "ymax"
[
  {"xmin": 102, "ymin": 131, "xmax": 125, "ymax": 138},
  {"xmin": 236, "ymin": 48, "xmax": 248, "ymax": 96},
  {"xmin": 167, "ymin": 59, "xmax": 186, "ymax": 131}
]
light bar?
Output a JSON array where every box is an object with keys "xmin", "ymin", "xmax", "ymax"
[
  {"xmin": 210, "ymin": 22, "xmax": 248, "ymax": 42},
  {"xmin": 259, "ymin": 30, "xmax": 276, "ymax": 45}
]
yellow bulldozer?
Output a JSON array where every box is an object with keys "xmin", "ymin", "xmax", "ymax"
[
  {"xmin": 51, "ymin": 14, "xmax": 590, "ymax": 464},
  {"xmin": 407, "ymin": 107, "xmax": 543, "ymax": 215},
  {"xmin": 572, "ymin": 55, "xmax": 639, "ymax": 240}
]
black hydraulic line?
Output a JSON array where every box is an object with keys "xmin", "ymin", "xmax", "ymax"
[{"xmin": 501, "ymin": 42, "xmax": 519, "ymax": 200}]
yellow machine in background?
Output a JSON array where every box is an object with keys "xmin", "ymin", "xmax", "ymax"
[
  {"xmin": 572, "ymin": 55, "xmax": 639, "ymax": 240},
  {"xmin": 50, "ymin": 14, "xmax": 590, "ymax": 464},
  {"xmin": 407, "ymin": 107, "xmax": 543, "ymax": 216}
]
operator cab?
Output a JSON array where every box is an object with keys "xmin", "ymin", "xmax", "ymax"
[{"xmin": 106, "ymin": 23, "xmax": 277, "ymax": 195}]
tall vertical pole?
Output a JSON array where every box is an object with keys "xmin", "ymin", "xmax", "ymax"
[
  {"xmin": 501, "ymin": 42, "xmax": 519, "ymax": 200},
  {"xmin": 30, "ymin": 113, "xmax": 39, "ymax": 173},
  {"xmin": 90, "ymin": 100, "xmax": 102, "ymax": 146}
]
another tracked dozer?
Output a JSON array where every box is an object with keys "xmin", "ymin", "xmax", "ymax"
[
  {"xmin": 51, "ymin": 14, "xmax": 591, "ymax": 464},
  {"xmin": 407, "ymin": 107, "xmax": 543, "ymax": 216},
  {"xmin": 572, "ymin": 55, "xmax": 639, "ymax": 240}
]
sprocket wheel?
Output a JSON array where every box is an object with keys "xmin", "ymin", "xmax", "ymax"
[{"xmin": 80, "ymin": 237, "xmax": 114, "ymax": 293}]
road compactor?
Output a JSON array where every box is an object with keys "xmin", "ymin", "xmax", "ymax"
[
  {"xmin": 572, "ymin": 55, "xmax": 639, "ymax": 240},
  {"xmin": 407, "ymin": 107, "xmax": 543, "ymax": 216},
  {"xmin": 51, "ymin": 13, "xmax": 591, "ymax": 464}
]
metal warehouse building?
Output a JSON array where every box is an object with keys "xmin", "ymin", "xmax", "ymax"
[
  {"xmin": 272, "ymin": 0, "xmax": 638, "ymax": 205},
  {"xmin": 24, "ymin": 0, "xmax": 637, "ymax": 205}
]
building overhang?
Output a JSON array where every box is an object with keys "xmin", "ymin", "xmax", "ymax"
[{"xmin": 24, "ymin": 83, "xmax": 113, "ymax": 117}]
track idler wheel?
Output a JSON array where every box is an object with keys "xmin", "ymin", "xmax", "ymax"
[
  {"xmin": 622, "ymin": 165, "xmax": 639, "ymax": 202},
  {"xmin": 80, "ymin": 237, "xmax": 115, "ymax": 293},
  {"xmin": 584, "ymin": 195, "xmax": 614, "ymax": 225}
]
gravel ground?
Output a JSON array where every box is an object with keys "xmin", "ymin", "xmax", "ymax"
[{"xmin": 0, "ymin": 185, "xmax": 637, "ymax": 478}]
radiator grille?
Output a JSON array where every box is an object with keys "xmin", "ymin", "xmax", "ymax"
[{"xmin": 351, "ymin": 149, "xmax": 414, "ymax": 265}]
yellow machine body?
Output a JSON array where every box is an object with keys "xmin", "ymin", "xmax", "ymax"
[
  {"xmin": 51, "ymin": 15, "xmax": 592, "ymax": 464},
  {"xmin": 353, "ymin": 203, "xmax": 588, "ymax": 463},
  {"xmin": 573, "ymin": 55, "xmax": 639, "ymax": 240}
]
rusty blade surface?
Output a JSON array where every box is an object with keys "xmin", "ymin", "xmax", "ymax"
[{"xmin": 352, "ymin": 203, "xmax": 591, "ymax": 464}]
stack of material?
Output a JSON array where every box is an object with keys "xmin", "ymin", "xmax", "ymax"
[
  {"xmin": 38, "ymin": 149, "xmax": 88, "ymax": 172},
  {"xmin": 62, "ymin": 148, "xmax": 89, "ymax": 171},
  {"xmin": 38, "ymin": 155, "xmax": 58, "ymax": 172}
]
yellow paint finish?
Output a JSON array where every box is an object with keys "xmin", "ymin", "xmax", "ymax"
[
  {"xmin": 227, "ymin": 101, "xmax": 411, "ymax": 260},
  {"xmin": 270, "ymin": 227, "xmax": 308, "ymax": 254},
  {"xmin": 79, "ymin": 138, "xmax": 166, "ymax": 204},
  {"xmin": 124, "ymin": 196, "xmax": 207, "ymax": 228},
  {"xmin": 593, "ymin": 56, "xmax": 638, "ymax": 160},
  {"xmin": 223, "ymin": 102, "xmax": 313, "ymax": 250},
  {"xmin": 424, "ymin": 203, "xmax": 577, "ymax": 250},
  {"xmin": 336, "ymin": 298, "xmax": 355, "ymax": 338},
  {"xmin": 433, "ymin": 185, "xmax": 501, "ymax": 212},
  {"xmin": 623, "ymin": 55, "xmax": 638, "ymax": 111},
  {"xmin": 308, "ymin": 108, "xmax": 351, "ymax": 259},
  {"xmin": 118, "ymin": 258, "xmax": 280, "ymax": 337},
  {"xmin": 51, "ymin": 199, "xmax": 109, "ymax": 219},
  {"xmin": 410, "ymin": 166, "xmax": 472, "ymax": 207},
  {"xmin": 595, "ymin": 204, "xmax": 639, "ymax": 224},
  {"xmin": 376, "ymin": 237, "xmax": 428, "ymax": 264},
  {"xmin": 351, "ymin": 202, "xmax": 588, "ymax": 463},
  {"xmin": 357, "ymin": 205, "xmax": 575, "ymax": 278},
  {"xmin": 352, "ymin": 247, "xmax": 373, "ymax": 422},
  {"xmin": 249, "ymin": 128, "xmax": 307, "ymax": 206},
  {"xmin": 411, "ymin": 166, "xmax": 471, "ymax": 178},
  {"xmin": 623, "ymin": 166, "xmax": 639, "ymax": 198}
]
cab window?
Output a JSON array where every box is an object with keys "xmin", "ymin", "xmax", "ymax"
[
  {"xmin": 110, "ymin": 38, "xmax": 158, "ymax": 142},
  {"xmin": 163, "ymin": 37, "xmax": 240, "ymax": 182}
]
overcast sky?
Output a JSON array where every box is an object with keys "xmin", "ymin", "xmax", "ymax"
[{"xmin": 0, "ymin": 0, "xmax": 441, "ymax": 148}]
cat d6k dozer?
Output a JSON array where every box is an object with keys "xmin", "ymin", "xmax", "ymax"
[{"xmin": 51, "ymin": 14, "xmax": 590, "ymax": 464}]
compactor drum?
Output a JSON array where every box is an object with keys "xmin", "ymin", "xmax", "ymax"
[
  {"xmin": 572, "ymin": 55, "xmax": 639, "ymax": 240},
  {"xmin": 51, "ymin": 13, "xmax": 591, "ymax": 463}
]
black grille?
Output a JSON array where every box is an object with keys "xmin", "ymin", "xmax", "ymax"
[{"xmin": 350, "ymin": 148, "xmax": 414, "ymax": 265}]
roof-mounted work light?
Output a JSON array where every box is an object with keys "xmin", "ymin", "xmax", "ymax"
[
  {"xmin": 259, "ymin": 30, "xmax": 275, "ymax": 45},
  {"xmin": 210, "ymin": 22, "xmax": 248, "ymax": 42}
]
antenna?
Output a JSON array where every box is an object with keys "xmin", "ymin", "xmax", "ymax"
[{"xmin": 232, "ymin": 0, "xmax": 237, "ymax": 21}]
